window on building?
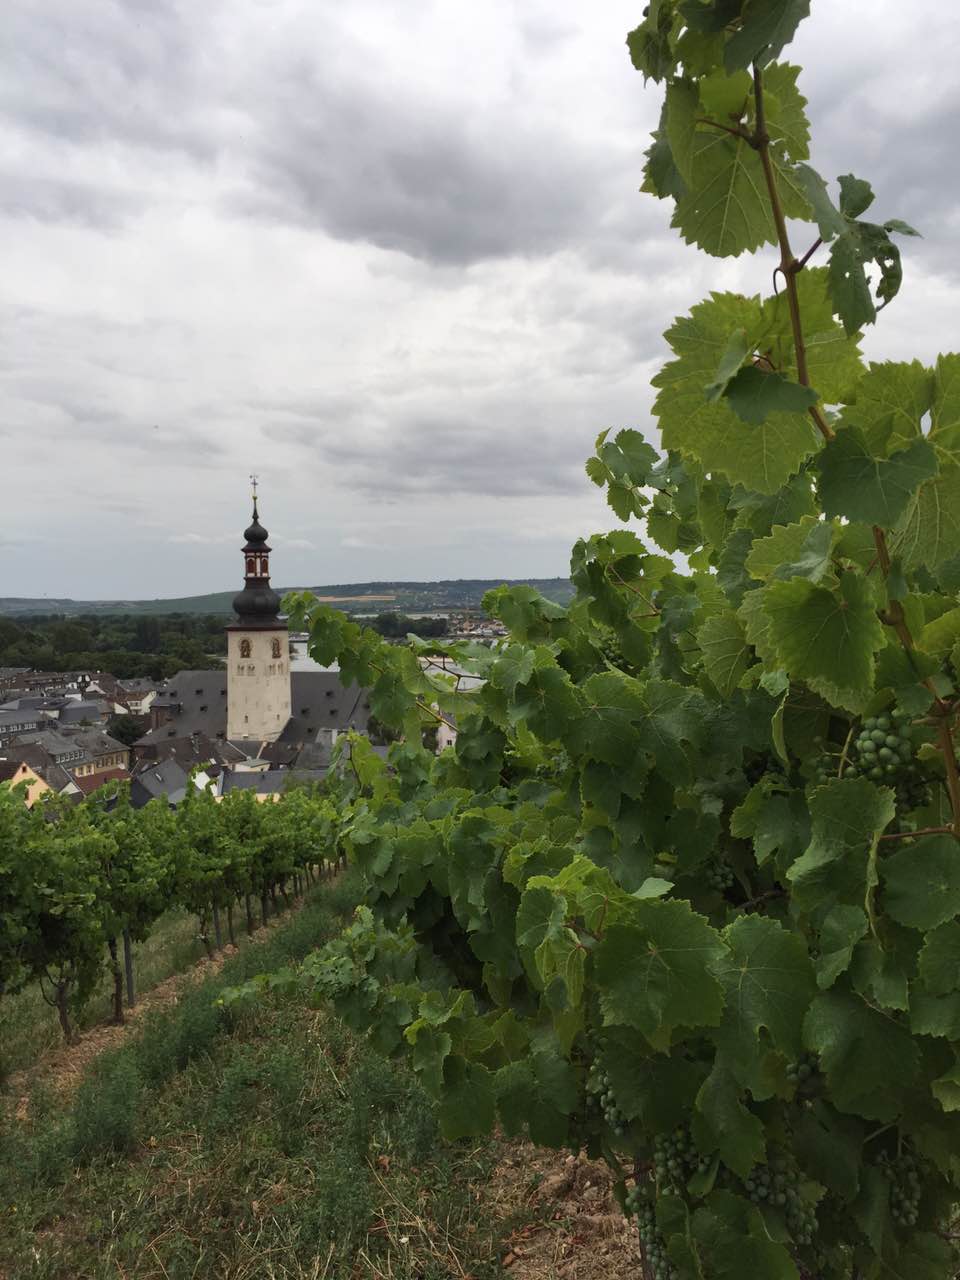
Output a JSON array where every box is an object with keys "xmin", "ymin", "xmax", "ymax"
[
  {"xmin": 240, "ymin": 639, "xmax": 251, "ymax": 658},
  {"xmin": 271, "ymin": 638, "xmax": 281, "ymax": 658}
]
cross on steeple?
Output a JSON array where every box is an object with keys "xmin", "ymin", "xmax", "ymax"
[{"xmin": 250, "ymin": 473, "xmax": 259, "ymax": 516}]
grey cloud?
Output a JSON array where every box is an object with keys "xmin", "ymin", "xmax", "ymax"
[
  {"xmin": 0, "ymin": 173, "xmax": 139, "ymax": 227},
  {"xmin": 235, "ymin": 74, "xmax": 621, "ymax": 265},
  {"xmin": 2, "ymin": 0, "xmax": 212, "ymax": 158}
]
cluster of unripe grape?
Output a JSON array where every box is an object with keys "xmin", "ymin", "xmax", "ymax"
[
  {"xmin": 876, "ymin": 1146, "xmax": 922, "ymax": 1230},
  {"xmin": 814, "ymin": 710, "xmax": 930, "ymax": 810},
  {"xmin": 786, "ymin": 1052, "xmax": 820, "ymax": 1095},
  {"xmin": 586, "ymin": 1059, "xmax": 627, "ymax": 1136},
  {"xmin": 594, "ymin": 627, "xmax": 637, "ymax": 674},
  {"xmin": 743, "ymin": 1153, "xmax": 817, "ymax": 1246},
  {"xmin": 704, "ymin": 857, "xmax": 734, "ymax": 892},
  {"xmin": 625, "ymin": 1191, "xmax": 677, "ymax": 1280},
  {"xmin": 653, "ymin": 1126, "xmax": 710, "ymax": 1193}
]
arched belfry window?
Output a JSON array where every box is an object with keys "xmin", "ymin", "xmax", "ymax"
[
  {"xmin": 240, "ymin": 638, "xmax": 251, "ymax": 658},
  {"xmin": 246, "ymin": 556, "xmax": 256, "ymax": 575}
]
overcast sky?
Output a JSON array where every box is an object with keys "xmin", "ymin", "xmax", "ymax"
[{"xmin": 2, "ymin": 1, "xmax": 958, "ymax": 599}]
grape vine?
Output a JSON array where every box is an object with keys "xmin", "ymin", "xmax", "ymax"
[
  {"xmin": 0, "ymin": 780, "xmax": 338, "ymax": 1044},
  {"xmin": 280, "ymin": 5, "xmax": 960, "ymax": 1278}
]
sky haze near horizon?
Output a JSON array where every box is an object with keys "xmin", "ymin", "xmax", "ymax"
[{"xmin": 3, "ymin": 1, "xmax": 959, "ymax": 598}]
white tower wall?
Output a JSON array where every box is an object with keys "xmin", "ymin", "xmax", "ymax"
[{"xmin": 226, "ymin": 627, "xmax": 292, "ymax": 741}]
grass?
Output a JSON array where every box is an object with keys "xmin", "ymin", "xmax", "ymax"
[{"xmin": 0, "ymin": 874, "xmax": 519, "ymax": 1280}]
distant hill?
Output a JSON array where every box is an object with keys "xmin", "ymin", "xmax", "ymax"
[{"xmin": 0, "ymin": 578, "xmax": 575, "ymax": 618}]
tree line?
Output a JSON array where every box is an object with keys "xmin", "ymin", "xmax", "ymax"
[
  {"xmin": 0, "ymin": 779, "xmax": 340, "ymax": 1043},
  {"xmin": 0, "ymin": 613, "xmax": 228, "ymax": 681}
]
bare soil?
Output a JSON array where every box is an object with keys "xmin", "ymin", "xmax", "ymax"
[{"xmin": 490, "ymin": 1141, "xmax": 640, "ymax": 1279}]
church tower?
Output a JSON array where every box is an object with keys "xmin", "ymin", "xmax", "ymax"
[{"xmin": 226, "ymin": 481, "xmax": 292, "ymax": 742}]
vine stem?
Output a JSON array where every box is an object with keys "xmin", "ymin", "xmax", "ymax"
[
  {"xmin": 751, "ymin": 64, "xmax": 834, "ymax": 444},
  {"xmin": 879, "ymin": 825, "xmax": 955, "ymax": 842},
  {"xmin": 872, "ymin": 526, "xmax": 960, "ymax": 836},
  {"xmin": 937, "ymin": 717, "xmax": 960, "ymax": 839}
]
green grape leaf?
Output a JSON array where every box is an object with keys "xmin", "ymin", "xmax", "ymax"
[
  {"xmin": 666, "ymin": 77, "xmax": 700, "ymax": 183},
  {"xmin": 593, "ymin": 901, "xmax": 726, "ymax": 1047},
  {"xmin": 792, "ymin": 163, "xmax": 847, "ymax": 239},
  {"xmin": 838, "ymin": 173, "xmax": 874, "ymax": 219},
  {"xmin": 788, "ymin": 778, "xmax": 895, "ymax": 913},
  {"xmin": 705, "ymin": 327, "xmax": 751, "ymax": 401},
  {"xmin": 689, "ymin": 1189, "xmax": 800, "ymax": 1278},
  {"xmin": 438, "ymin": 1057, "xmax": 496, "ymax": 1139},
  {"xmin": 698, "ymin": 67, "xmax": 752, "ymax": 122},
  {"xmin": 712, "ymin": 915, "xmax": 816, "ymax": 1093},
  {"xmin": 804, "ymin": 989, "xmax": 921, "ymax": 1121},
  {"xmin": 910, "ymin": 990, "xmax": 960, "ymax": 1040},
  {"xmin": 827, "ymin": 232, "xmax": 876, "ymax": 335},
  {"xmin": 762, "ymin": 63, "xmax": 810, "ymax": 161},
  {"xmin": 672, "ymin": 126, "xmax": 810, "ymax": 258},
  {"xmin": 881, "ymin": 835, "xmax": 960, "ymax": 931},
  {"xmin": 817, "ymin": 429, "xmax": 938, "ymax": 526},
  {"xmin": 792, "ymin": 1101, "xmax": 864, "ymax": 1201},
  {"xmin": 931, "ymin": 1060, "xmax": 960, "ymax": 1113},
  {"xmin": 566, "ymin": 671, "xmax": 645, "ymax": 765},
  {"xmin": 692, "ymin": 1064, "xmax": 766, "ymax": 1178},
  {"xmin": 627, "ymin": 1, "xmax": 680, "ymax": 82},
  {"xmin": 896, "ymin": 458, "xmax": 960, "ymax": 573},
  {"xmin": 815, "ymin": 905, "xmax": 868, "ymax": 989},
  {"xmin": 918, "ymin": 920, "xmax": 960, "ymax": 995},
  {"xmin": 603, "ymin": 1031, "xmax": 706, "ymax": 1128},
  {"xmin": 744, "ymin": 514, "xmax": 836, "ymax": 584},
  {"xmin": 696, "ymin": 609, "xmax": 752, "ymax": 696},
  {"xmin": 489, "ymin": 644, "xmax": 537, "ymax": 699},
  {"xmin": 724, "ymin": 1, "xmax": 811, "ymax": 71},
  {"xmin": 511, "ymin": 659, "xmax": 584, "ymax": 744},
  {"xmin": 642, "ymin": 126, "xmax": 688, "ymax": 201},
  {"xmin": 761, "ymin": 573, "xmax": 884, "ymax": 710},
  {"xmin": 920, "ymin": 605, "xmax": 960, "ymax": 657},
  {"xmin": 837, "ymin": 359, "xmax": 932, "ymax": 456},
  {"xmin": 655, "ymin": 291, "xmax": 821, "ymax": 493},
  {"xmin": 724, "ymin": 366, "xmax": 819, "ymax": 425},
  {"xmin": 730, "ymin": 777, "xmax": 809, "ymax": 867},
  {"xmin": 760, "ymin": 267, "xmax": 864, "ymax": 403}
]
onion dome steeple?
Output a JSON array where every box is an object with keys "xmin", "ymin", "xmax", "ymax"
[{"xmin": 232, "ymin": 476, "xmax": 282, "ymax": 626}]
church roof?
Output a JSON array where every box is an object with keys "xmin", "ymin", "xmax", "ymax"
[{"xmin": 135, "ymin": 669, "xmax": 372, "ymax": 755}]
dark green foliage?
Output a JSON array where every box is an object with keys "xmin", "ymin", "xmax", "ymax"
[{"xmin": 0, "ymin": 611, "xmax": 227, "ymax": 678}]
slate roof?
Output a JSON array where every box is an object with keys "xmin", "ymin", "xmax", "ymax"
[
  {"xmin": 59, "ymin": 700, "xmax": 112, "ymax": 725},
  {"xmin": 219, "ymin": 768, "xmax": 329, "ymax": 795},
  {"xmin": 135, "ymin": 669, "xmax": 371, "ymax": 756},
  {"xmin": 130, "ymin": 758, "xmax": 190, "ymax": 809},
  {"xmin": 12, "ymin": 729, "xmax": 86, "ymax": 761},
  {"xmin": 133, "ymin": 733, "xmax": 246, "ymax": 771},
  {"xmin": 59, "ymin": 728, "xmax": 128, "ymax": 758},
  {"xmin": 0, "ymin": 709, "xmax": 44, "ymax": 733}
]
